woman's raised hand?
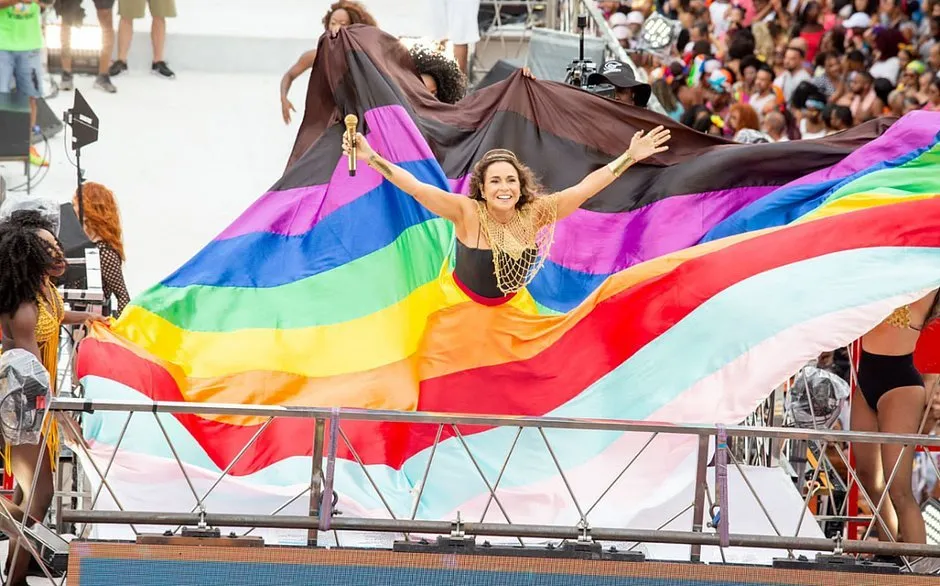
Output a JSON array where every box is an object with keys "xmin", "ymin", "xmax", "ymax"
[
  {"xmin": 342, "ymin": 131, "xmax": 375, "ymax": 162},
  {"xmin": 627, "ymin": 125, "xmax": 671, "ymax": 162}
]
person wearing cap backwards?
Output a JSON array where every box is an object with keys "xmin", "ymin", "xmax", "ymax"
[{"xmin": 587, "ymin": 60, "xmax": 652, "ymax": 107}]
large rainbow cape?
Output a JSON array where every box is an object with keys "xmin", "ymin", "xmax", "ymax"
[{"xmin": 77, "ymin": 26, "xmax": 940, "ymax": 543}]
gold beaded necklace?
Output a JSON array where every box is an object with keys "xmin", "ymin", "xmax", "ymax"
[{"xmin": 476, "ymin": 197, "xmax": 557, "ymax": 294}]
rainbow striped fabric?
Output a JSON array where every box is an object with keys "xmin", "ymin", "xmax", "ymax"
[{"xmin": 76, "ymin": 27, "xmax": 940, "ymax": 542}]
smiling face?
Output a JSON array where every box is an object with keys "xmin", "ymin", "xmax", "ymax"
[{"xmin": 482, "ymin": 161, "xmax": 521, "ymax": 213}]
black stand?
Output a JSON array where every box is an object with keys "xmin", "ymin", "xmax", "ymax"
[
  {"xmin": 564, "ymin": 15, "xmax": 591, "ymax": 88},
  {"xmin": 75, "ymin": 148, "xmax": 85, "ymax": 224},
  {"xmin": 63, "ymin": 90, "xmax": 99, "ymax": 226}
]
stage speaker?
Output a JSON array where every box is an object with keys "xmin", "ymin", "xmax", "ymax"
[
  {"xmin": 0, "ymin": 92, "xmax": 66, "ymax": 155},
  {"xmin": 0, "ymin": 92, "xmax": 30, "ymax": 158},
  {"xmin": 35, "ymin": 96, "xmax": 65, "ymax": 142}
]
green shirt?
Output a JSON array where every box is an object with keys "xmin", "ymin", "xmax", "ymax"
[{"xmin": 0, "ymin": 4, "xmax": 43, "ymax": 52}]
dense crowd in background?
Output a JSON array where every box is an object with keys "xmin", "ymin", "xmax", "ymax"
[{"xmin": 597, "ymin": 0, "xmax": 940, "ymax": 141}]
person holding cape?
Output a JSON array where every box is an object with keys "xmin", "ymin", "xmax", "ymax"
[{"xmin": 342, "ymin": 126, "xmax": 671, "ymax": 303}]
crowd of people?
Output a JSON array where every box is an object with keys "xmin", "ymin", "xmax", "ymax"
[{"xmin": 599, "ymin": 0, "xmax": 940, "ymax": 141}]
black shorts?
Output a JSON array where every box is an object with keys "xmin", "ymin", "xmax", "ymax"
[
  {"xmin": 55, "ymin": 0, "xmax": 116, "ymax": 26},
  {"xmin": 857, "ymin": 350, "xmax": 924, "ymax": 411}
]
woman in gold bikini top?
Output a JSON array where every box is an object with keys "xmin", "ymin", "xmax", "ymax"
[
  {"xmin": 849, "ymin": 287, "xmax": 940, "ymax": 554},
  {"xmin": 0, "ymin": 210, "xmax": 107, "ymax": 585},
  {"xmin": 882, "ymin": 291, "xmax": 940, "ymax": 331}
]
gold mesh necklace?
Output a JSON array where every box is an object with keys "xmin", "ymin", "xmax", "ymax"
[{"xmin": 477, "ymin": 198, "xmax": 557, "ymax": 294}]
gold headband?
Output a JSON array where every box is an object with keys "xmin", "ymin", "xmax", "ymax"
[{"xmin": 480, "ymin": 149, "xmax": 520, "ymax": 164}]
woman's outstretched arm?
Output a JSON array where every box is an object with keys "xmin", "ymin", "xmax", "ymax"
[
  {"xmin": 344, "ymin": 132, "xmax": 472, "ymax": 223},
  {"xmin": 553, "ymin": 126, "xmax": 671, "ymax": 221}
]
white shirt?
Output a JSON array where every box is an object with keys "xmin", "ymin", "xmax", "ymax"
[
  {"xmin": 749, "ymin": 91, "xmax": 777, "ymax": 118},
  {"xmin": 869, "ymin": 57, "xmax": 900, "ymax": 85},
  {"xmin": 800, "ymin": 118, "xmax": 828, "ymax": 140},
  {"xmin": 774, "ymin": 69, "xmax": 811, "ymax": 103}
]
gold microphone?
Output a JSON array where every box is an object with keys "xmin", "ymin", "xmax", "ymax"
[{"xmin": 344, "ymin": 114, "xmax": 358, "ymax": 177}]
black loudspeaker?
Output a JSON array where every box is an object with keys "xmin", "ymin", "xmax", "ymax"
[
  {"xmin": 473, "ymin": 59, "xmax": 522, "ymax": 91},
  {"xmin": 0, "ymin": 92, "xmax": 66, "ymax": 157},
  {"xmin": 0, "ymin": 92, "xmax": 30, "ymax": 158},
  {"xmin": 57, "ymin": 202, "xmax": 95, "ymax": 290},
  {"xmin": 35, "ymin": 97, "xmax": 64, "ymax": 143}
]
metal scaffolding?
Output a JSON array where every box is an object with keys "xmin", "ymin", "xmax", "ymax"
[{"xmin": 19, "ymin": 397, "xmax": 934, "ymax": 577}]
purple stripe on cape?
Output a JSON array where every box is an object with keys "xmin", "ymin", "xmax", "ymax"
[
  {"xmin": 548, "ymin": 186, "xmax": 775, "ymax": 275},
  {"xmin": 787, "ymin": 112, "xmax": 939, "ymax": 188},
  {"xmin": 217, "ymin": 106, "xmax": 433, "ymax": 240}
]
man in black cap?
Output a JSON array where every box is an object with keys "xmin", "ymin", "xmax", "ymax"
[{"xmin": 587, "ymin": 60, "xmax": 652, "ymax": 107}]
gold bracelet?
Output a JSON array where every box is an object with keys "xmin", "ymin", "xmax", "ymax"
[
  {"xmin": 606, "ymin": 152, "xmax": 634, "ymax": 178},
  {"xmin": 368, "ymin": 154, "xmax": 394, "ymax": 179}
]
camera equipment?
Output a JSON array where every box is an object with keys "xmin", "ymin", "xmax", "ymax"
[{"xmin": 564, "ymin": 15, "xmax": 615, "ymax": 98}]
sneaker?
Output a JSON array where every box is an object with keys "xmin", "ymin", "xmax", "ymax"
[
  {"xmin": 29, "ymin": 146, "xmax": 48, "ymax": 167},
  {"xmin": 60, "ymin": 71, "xmax": 73, "ymax": 91},
  {"xmin": 151, "ymin": 61, "xmax": 175, "ymax": 79},
  {"xmin": 108, "ymin": 60, "xmax": 128, "ymax": 77},
  {"xmin": 94, "ymin": 74, "xmax": 117, "ymax": 93}
]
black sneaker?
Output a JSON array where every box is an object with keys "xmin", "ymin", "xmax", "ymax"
[
  {"xmin": 60, "ymin": 71, "xmax": 73, "ymax": 91},
  {"xmin": 108, "ymin": 60, "xmax": 128, "ymax": 77},
  {"xmin": 152, "ymin": 61, "xmax": 175, "ymax": 79},
  {"xmin": 94, "ymin": 74, "xmax": 117, "ymax": 93}
]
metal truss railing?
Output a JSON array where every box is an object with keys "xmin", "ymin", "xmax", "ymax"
[{"xmin": 30, "ymin": 397, "xmax": 940, "ymax": 576}]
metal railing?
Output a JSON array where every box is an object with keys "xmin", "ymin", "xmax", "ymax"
[{"xmin": 44, "ymin": 397, "xmax": 940, "ymax": 569}]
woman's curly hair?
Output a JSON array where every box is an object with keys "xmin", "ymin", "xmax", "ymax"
[
  {"xmin": 73, "ymin": 182, "xmax": 126, "ymax": 261},
  {"xmin": 468, "ymin": 149, "xmax": 544, "ymax": 210},
  {"xmin": 322, "ymin": 1, "xmax": 377, "ymax": 30},
  {"xmin": 409, "ymin": 46, "xmax": 467, "ymax": 104},
  {"xmin": 0, "ymin": 211, "xmax": 61, "ymax": 316}
]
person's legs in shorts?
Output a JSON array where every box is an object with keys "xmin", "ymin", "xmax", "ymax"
[
  {"xmin": 147, "ymin": 0, "xmax": 176, "ymax": 65},
  {"xmin": 0, "ymin": 51, "xmax": 15, "ymax": 94},
  {"xmin": 54, "ymin": 0, "xmax": 83, "ymax": 88},
  {"xmin": 93, "ymin": 0, "xmax": 117, "ymax": 82},
  {"xmin": 112, "ymin": 0, "xmax": 145, "ymax": 72},
  {"xmin": 111, "ymin": 0, "xmax": 175, "ymax": 77}
]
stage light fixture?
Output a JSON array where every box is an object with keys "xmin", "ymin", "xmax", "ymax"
[
  {"xmin": 638, "ymin": 13, "xmax": 680, "ymax": 53},
  {"xmin": 45, "ymin": 24, "xmax": 104, "ymax": 75}
]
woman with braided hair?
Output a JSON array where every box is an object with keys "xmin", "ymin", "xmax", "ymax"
[
  {"xmin": 342, "ymin": 127, "xmax": 670, "ymax": 303},
  {"xmin": 0, "ymin": 210, "xmax": 105, "ymax": 585}
]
